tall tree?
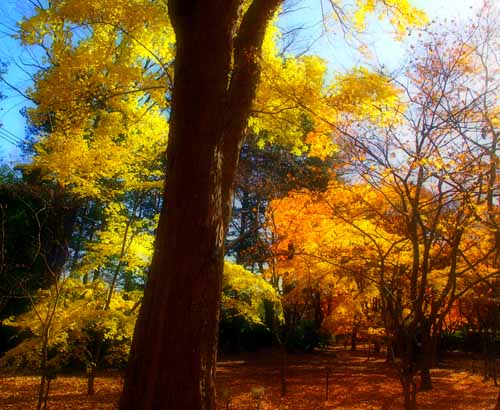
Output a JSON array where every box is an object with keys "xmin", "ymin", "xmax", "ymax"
[{"xmin": 119, "ymin": 2, "xmax": 282, "ymax": 409}]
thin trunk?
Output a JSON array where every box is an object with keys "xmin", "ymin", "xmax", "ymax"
[
  {"xmin": 386, "ymin": 345, "xmax": 394, "ymax": 363},
  {"xmin": 396, "ymin": 331, "xmax": 418, "ymax": 410},
  {"xmin": 419, "ymin": 333, "xmax": 433, "ymax": 391},
  {"xmin": 351, "ymin": 325, "xmax": 358, "ymax": 351},
  {"xmin": 235, "ymin": 190, "xmax": 249, "ymax": 265},
  {"xmin": 69, "ymin": 207, "xmax": 87, "ymax": 277},
  {"xmin": 87, "ymin": 365, "xmax": 96, "ymax": 395},
  {"xmin": 37, "ymin": 292, "xmax": 60, "ymax": 409},
  {"xmin": 401, "ymin": 368, "xmax": 417, "ymax": 410},
  {"xmin": 419, "ymin": 367, "xmax": 432, "ymax": 391},
  {"xmin": 37, "ymin": 375, "xmax": 46, "ymax": 410},
  {"xmin": 89, "ymin": 218, "xmax": 132, "ymax": 395},
  {"xmin": 42, "ymin": 378, "xmax": 52, "ymax": 410}
]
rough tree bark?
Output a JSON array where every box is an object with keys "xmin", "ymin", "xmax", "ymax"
[{"xmin": 119, "ymin": 1, "xmax": 281, "ymax": 409}]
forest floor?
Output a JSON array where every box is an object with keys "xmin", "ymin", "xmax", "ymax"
[{"xmin": 0, "ymin": 348, "xmax": 498, "ymax": 409}]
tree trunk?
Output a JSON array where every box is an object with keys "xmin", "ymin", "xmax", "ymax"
[
  {"xmin": 87, "ymin": 363, "xmax": 96, "ymax": 395},
  {"xmin": 37, "ymin": 374, "xmax": 47, "ymax": 410},
  {"xmin": 419, "ymin": 333, "xmax": 434, "ymax": 391},
  {"xmin": 37, "ymin": 325, "xmax": 50, "ymax": 410},
  {"xmin": 419, "ymin": 367, "xmax": 432, "ymax": 391},
  {"xmin": 401, "ymin": 373, "xmax": 417, "ymax": 410},
  {"xmin": 120, "ymin": 1, "xmax": 281, "ymax": 409},
  {"xmin": 386, "ymin": 347, "xmax": 394, "ymax": 363},
  {"xmin": 42, "ymin": 378, "xmax": 51, "ymax": 410},
  {"xmin": 119, "ymin": 64, "xmax": 228, "ymax": 410},
  {"xmin": 396, "ymin": 332, "xmax": 418, "ymax": 410},
  {"xmin": 400, "ymin": 358, "xmax": 417, "ymax": 410},
  {"xmin": 351, "ymin": 325, "xmax": 358, "ymax": 351}
]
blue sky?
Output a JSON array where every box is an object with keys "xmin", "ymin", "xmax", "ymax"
[
  {"xmin": 0, "ymin": 0, "xmax": 35, "ymax": 162},
  {"xmin": 280, "ymin": 0, "xmax": 480, "ymax": 69},
  {"xmin": 0, "ymin": 0, "xmax": 481, "ymax": 163}
]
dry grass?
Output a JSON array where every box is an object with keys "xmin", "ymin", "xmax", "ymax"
[{"xmin": 0, "ymin": 349, "xmax": 497, "ymax": 409}]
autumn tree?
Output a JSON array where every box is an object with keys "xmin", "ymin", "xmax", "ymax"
[
  {"xmin": 270, "ymin": 176, "xmax": 496, "ymax": 409},
  {"xmin": 228, "ymin": 133, "xmax": 335, "ymax": 271},
  {"xmin": 263, "ymin": 64, "xmax": 410, "ymax": 391},
  {"xmin": 118, "ymin": 3, "xmax": 289, "ymax": 408},
  {"xmin": 443, "ymin": 4, "xmax": 500, "ymax": 387},
  {"xmin": 0, "ymin": 172, "xmax": 80, "ymax": 409},
  {"xmin": 335, "ymin": 9, "xmax": 500, "ymax": 406}
]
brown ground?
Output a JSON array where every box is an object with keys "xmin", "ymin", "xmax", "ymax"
[{"xmin": 0, "ymin": 349, "xmax": 498, "ymax": 409}]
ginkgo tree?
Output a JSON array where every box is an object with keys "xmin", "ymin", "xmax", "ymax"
[
  {"xmin": 77, "ymin": 200, "xmax": 156, "ymax": 290},
  {"xmin": 17, "ymin": 2, "xmax": 172, "ymax": 398},
  {"xmin": 20, "ymin": 0, "xmax": 172, "ymax": 198},
  {"xmin": 72, "ymin": 196, "xmax": 157, "ymax": 394},
  {"xmin": 222, "ymin": 261, "xmax": 281, "ymax": 326}
]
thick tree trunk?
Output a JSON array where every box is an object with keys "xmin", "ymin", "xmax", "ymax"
[
  {"xmin": 120, "ymin": 1, "xmax": 281, "ymax": 409},
  {"xmin": 119, "ymin": 28, "xmax": 230, "ymax": 409},
  {"xmin": 120, "ymin": 173, "xmax": 224, "ymax": 409}
]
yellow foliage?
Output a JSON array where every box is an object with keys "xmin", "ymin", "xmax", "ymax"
[
  {"xmin": 252, "ymin": 27, "xmax": 405, "ymax": 157},
  {"xmin": 222, "ymin": 261, "xmax": 281, "ymax": 326},
  {"xmin": 1, "ymin": 278, "xmax": 140, "ymax": 370},
  {"xmin": 20, "ymin": 0, "xmax": 172, "ymax": 198},
  {"xmin": 352, "ymin": 0, "xmax": 428, "ymax": 38},
  {"xmin": 77, "ymin": 202, "xmax": 155, "ymax": 277},
  {"xmin": 327, "ymin": 67, "xmax": 404, "ymax": 126},
  {"xmin": 20, "ymin": 0, "xmax": 422, "ymax": 194}
]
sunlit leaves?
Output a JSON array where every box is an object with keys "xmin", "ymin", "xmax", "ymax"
[
  {"xmin": 352, "ymin": 0, "xmax": 428, "ymax": 38},
  {"xmin": 327, "ymin": 67, "xmax": 404, "ymax": 126},
  {"xmin": 21, "ymin": 0, "xmax": 172, "ymax": 199},
  {"xmin": 222, "ymin": 261, "xmax": 281, "ymax": 326},
  {"xmin": 1, "ymin": 279, "xmax": 140, "ymax": 370},
  {"xmin": 76, "ymin": 202, "xmax": 155, "ymax": 280}
]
